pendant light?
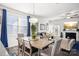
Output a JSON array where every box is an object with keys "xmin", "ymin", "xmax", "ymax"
[{"xmin": 29, "ymin": 3, "xmax": 38, "ymax": 23}]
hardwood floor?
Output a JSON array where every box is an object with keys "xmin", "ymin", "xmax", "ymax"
[{"xmin": 6, "ymin": 46, "xmax": 79, "ymax": 56}]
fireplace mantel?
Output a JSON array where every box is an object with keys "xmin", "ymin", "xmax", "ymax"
[{"xmin": 63, "ymin": 30, "xmax": 79, "ymax": 41}]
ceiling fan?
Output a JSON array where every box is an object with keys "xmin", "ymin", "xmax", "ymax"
[
  {"xmin": 49, "ymin": 10, "xmax": 79, "ymax": 22},
  {"xmin": 61, "ymin": 10, "xmax": 79, "ymax": 19}
]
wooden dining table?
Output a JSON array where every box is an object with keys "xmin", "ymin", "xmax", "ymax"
[
  {"xmin": 30, "ymin": 38, "xmax": 53, "ymax": 49},
  {"xmin": 23, "ymin": 37, "xmax": 54, "ymax": 55}
]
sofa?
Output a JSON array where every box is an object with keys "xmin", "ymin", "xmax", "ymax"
[{"xmin": 0, "ymin": 40, "xmax": 9, "ymax": 56}]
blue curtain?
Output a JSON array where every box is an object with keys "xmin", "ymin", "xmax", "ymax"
[
  {"xmin": 27, "ymin": 16, "xmax": 30, "ymax": 36},
  {"xmin": 1, "ymin": 9, "xmax": 8, "ymax": 47}
]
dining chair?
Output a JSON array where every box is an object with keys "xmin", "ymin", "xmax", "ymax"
[
  {"xmin": 40, "ymin": 39, "xmax": 62, "ymax": 56},
  {"xmin": 23, "ymin": 39, "xmax": 38, "ymax": 56},
  {"xmin": 60, "ymin": 38, "xmax": 75, "ymax": 54},
  {"xmin": 17, "ymin": 33, "xmax": 24, "ymax": 56},
  {"xmin": 17, "ymin": 37, "xmax": 24, "ymax": 56},
  {"xmin": 51, "ymin": 39, "xmax": 62, "ymax": 56},
  {"xmin": 18, "ymin": 33, "xmax": 24, "ymax": 38}
]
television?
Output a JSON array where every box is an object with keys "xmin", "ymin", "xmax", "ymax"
[{"xmin": 64, "ymin": 22, "xmax": 78, "ymax": 30}]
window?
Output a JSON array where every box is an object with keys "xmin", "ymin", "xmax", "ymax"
[
  {"xmin": 7, "ymin": 14, "xmax": 27, "ymax": 37},
  {"xmin": 7, "ymin": 13, "xmax": 18, "ymax": 35},
  {"xmin": 18, "ymin": 17, "xmax": 27, "ymax": 36},
  {"xmin": 7, "ymin": 12, "xmax": 27, "ymax": 47}
]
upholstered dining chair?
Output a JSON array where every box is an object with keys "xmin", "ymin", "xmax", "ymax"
[
  {"xmin": 17, "ymin": 34, "xmax": 24, "ymax": 56},
  {"xmin": 51, "ymin": 39, "xmax": 62, "ymax": 56},
  {"xmin": 40, "ymin": 39, "xmax": 62, "ymax": 56},
  {"xmin": 60, "ymin": 38, "xmax": 75, "ymax": 54},
  {"xmin": 23, "ymin": 40, "xmax": 38, "ymax": 56}
]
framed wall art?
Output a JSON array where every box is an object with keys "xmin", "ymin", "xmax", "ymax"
[{"xmin": 40, "ymin": 24, "xmax": 45, "ymax": 30}]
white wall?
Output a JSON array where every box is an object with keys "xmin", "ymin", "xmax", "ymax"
[{"xmin": 37, "ymin": 18, "xmax": 49, "ymax": 33}]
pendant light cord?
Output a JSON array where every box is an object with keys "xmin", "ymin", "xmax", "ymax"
[{"xmin": 33, "ymin": 3, "xmax": 35, "ymax": 15}]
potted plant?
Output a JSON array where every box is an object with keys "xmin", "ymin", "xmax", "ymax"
[{"xmin": 31, "ymin": 24, "xmax": 37, "ymax": 40}]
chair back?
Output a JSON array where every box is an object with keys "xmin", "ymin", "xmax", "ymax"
[
  {"xmin": 23, "ymin": 39, "xmax": 32, "ymax": 56},
  {"xmin": 24, "ymin": 40, "xmax": 31, "ymax": 49},
  {"xmin": 17, "ymin": 38, "xmax": 24, "ymax": 46},
  {"xmin": 68, "ymin": 39, "xmax": 75, "ymax": 50},
  {"xmin": 60, "ymin": 38, "xmax": 69, "ymax": 49},
  {"xmin": 60, "ymin": 39, "xmax": 75, "ymax": 51},
  {"xmin": 18, "ymin": 33, "xmax": 24, "ymax": 38},
  {"xmin": 51, "ymin": 39, "xmax": 62, "ymax": 56},
  {"xmin": 17, "ymin": 34, "xmax": 24, "ymax": 45}
]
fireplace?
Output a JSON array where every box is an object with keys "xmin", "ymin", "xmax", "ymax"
[
  {"xmin": 63, "ymin": 30, "xmax": 78, "ymax": 42},
  {"xmin": 65, "ymin": 32, "xmax": 76, "ymax": 41}
]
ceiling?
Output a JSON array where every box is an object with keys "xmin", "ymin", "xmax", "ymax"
[{"xmin": 1, "ymin": 3, "xmax": 79, "ymax": 18}]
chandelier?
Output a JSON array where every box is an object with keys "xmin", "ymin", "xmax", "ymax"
[{"xmin": 29, "ymin": 3, "xmax": 38, "ymax": 23}]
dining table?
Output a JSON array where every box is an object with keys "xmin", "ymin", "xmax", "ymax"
[{"xmin": 23, "ymin": 37, "xmax": 54, "ymax": 56}]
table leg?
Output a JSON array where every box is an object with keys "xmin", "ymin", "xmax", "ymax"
[{"xmin": 38, "ymin": 49, "xmax": 41, "ymax": 56}]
